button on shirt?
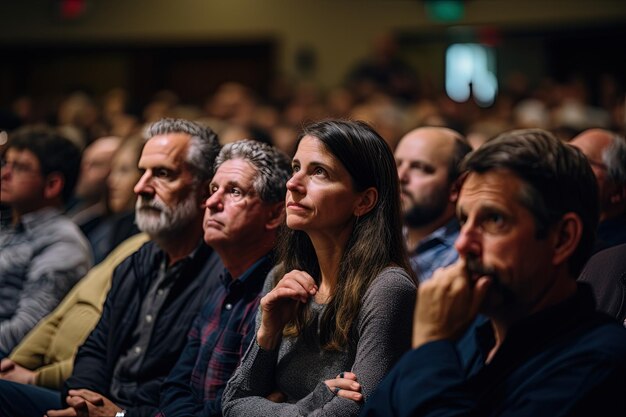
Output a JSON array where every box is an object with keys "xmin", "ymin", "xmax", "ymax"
[
  {"xmin": 111, "ymin": 247, "xmax": 202, "ymax": 404},
  {"xmin": 156, "ymin": 254, "xmax": 275, "ymax": 417}
]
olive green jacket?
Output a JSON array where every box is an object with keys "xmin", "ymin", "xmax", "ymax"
[{"xmin": 9, "ymin": 233, "xmax": 149, "ymax": 389}]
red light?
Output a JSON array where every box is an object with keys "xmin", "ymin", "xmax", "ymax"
[{"xmin": 60, "ymin": 0, "xmax": 86, "ymax": 20}]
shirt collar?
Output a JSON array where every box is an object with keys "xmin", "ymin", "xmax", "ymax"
[
  {"xmin": 19, "ymin": 207, "xmax": 63, "ymax": 232},
  {"xmin": 220, "ymin": 253, "xmax": 272, "ymax": 291},
  {"xmin": 473, "ymin": 283, "xmax": 597, "ymax": 357},
  {"xmin": 415, "ymin": 217, "xmax": 460, "ymax": 253}
]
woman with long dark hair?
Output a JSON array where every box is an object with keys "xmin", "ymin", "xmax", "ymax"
[{"xmin": 222, "ymin": 120, "xmax": 417, "ymax": 416}]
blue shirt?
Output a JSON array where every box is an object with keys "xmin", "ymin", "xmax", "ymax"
[
  {"xmin": 409, "ymin": 218, "xmax": 459, "ymax": 282},
  {"xmin": 155, "ymin": 253, "xmax": 275, "ymax": 417},
  {"xmin": 361, "ymin": 284, "xmax": 626, "ymax": 417}
]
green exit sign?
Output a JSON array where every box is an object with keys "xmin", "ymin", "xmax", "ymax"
[{"xmin": 425, "ymin": 0, "xmax": 465, "ymax": 22}]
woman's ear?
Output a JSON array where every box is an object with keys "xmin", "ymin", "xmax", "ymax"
[
  {"xmin": 551, "ymin": 212, "xmax": 583, "ymax": 267},
  {"xmin": 354, "ymin": 187, "xmax": 378, "ymax": 217}
]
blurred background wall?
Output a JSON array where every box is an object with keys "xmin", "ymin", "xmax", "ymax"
[
  {"xmin": 2, "ymin": 0, "xmax": 625, "ymax": 101},
  {"xmin": 1, "ymin": 0, "xmax": 625, "ymax": 145}
]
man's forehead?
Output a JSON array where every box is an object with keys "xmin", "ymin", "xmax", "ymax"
[
  {"xmin": 571, "ymin": 130, "xmax": 612, "ymax": 156},
  {"xmin": 396, "ymin": 131, "xmax": 455, "ymax": 162},
  {"xmin": 6, "ymin": 147, "xmax": 39, "ymax": 165},
  {"xmin": 213, "ymin": 158, "xmax": 256, "ymax": 185},
  {"xmin": 458, "ymin": 170, "xmax": 523, "ymax": 207},
  {"xmin": 141, "ymin": 133, "xmax": 190, "ymax": 163}
]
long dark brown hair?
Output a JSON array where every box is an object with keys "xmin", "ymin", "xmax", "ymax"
[{"xmin": 276, "ymin": 120, "xmax": 414, "ymax": 350}]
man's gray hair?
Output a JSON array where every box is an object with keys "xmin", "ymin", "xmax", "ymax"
[
  {"xmin": 215, "ymin": 139, "xmax": 291, "ymax": 203},
  {"xmin": 603, "ymin": 134, "xmax": 626, "ymax": 184},
  {"xmin": 145, "ymin": 118, "xmax": 220, "ymax": 183}
]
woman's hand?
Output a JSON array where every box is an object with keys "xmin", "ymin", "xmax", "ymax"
[
  {"xmin": 257, "ymin": 270, "xmax": 317, "ymax": 350},
  {"xmin": 324, "ymin": 372, "xmax": 362, "ymax": 402}
]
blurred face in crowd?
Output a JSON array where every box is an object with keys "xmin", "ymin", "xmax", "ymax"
[
  {"xmin": 107, "ymin": 143, "xmax": 142, "ymax": 213},
  {"xmin": 133, "ymin": 133, "xmax": 202, "ymax": 236},
  {"xmin": 74, "ymin": 137, "xmax": 120, "ymax": 202},
  {"xmin": 1, "ymin": 147, "xmax": 46, "ymax": 213},
  {"xmin": 395, "ymin": 128, "xmax": 456, "ymax": 228},
  {"xmin": 570, "ymin": 129, "xmax": 616, "ymax": 217}
]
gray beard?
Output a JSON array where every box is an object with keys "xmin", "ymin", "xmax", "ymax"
[{"xmin": 135, "ymin": 192, "xmax": 200, "ymax": 237}]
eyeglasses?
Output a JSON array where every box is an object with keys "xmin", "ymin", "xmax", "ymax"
[{"xmin": 1, "ymin": 158, "xmax": 39, "ymax": 176}]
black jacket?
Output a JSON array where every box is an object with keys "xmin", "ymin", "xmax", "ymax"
[{"xmin": 62, "ymin": 240, "xmax": 223, "ymax": 416}]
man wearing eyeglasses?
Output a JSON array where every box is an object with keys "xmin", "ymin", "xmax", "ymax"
[{"xmin": 0, "ymin": 127, "xmax": 92, "ymax": 358}]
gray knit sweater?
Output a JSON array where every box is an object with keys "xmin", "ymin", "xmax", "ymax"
[{"xmin": 222, "ymin": 266, "xmax": 416, "ymax": 417}]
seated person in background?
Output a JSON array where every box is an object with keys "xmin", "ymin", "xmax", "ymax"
[
  {"xmin": 0, "ymin": 136, "xmax": 146, "ymax": 391},
  {"xmin": 0, "ymin": 233, "xmax": 149, "ymax": 389},
  {"xmin": 66, "ymin": 136, "xmax": 121, "ymax": 245},
  {"xmin": 88, "ymin": 135, "xmax": 145, "ymax": 263},
  {"xmin": 0, "ymin": 127, "xmax": 92, "ymax": 358},
  {"xmin": 155, "ymin": 139, "xmax": 290, "ymax": 417},
  {"xmin": 361, "ymin": 129, "xmax": 626, "ymax": 417},
  {"xmin": 570, "ymin": 129, "xmax": 626, "ymax": 252},
  {"xmin": 395, "ymin": 127, "xmax": 471, "ymax": 282},
  {"xmin": 222, "ymin": 120, "xmax": 417, "ymax": 417},
  {"xmin": 0, "ymin": 118, "xmax": 221, "ymax": 417},
  {"xmin": 578, "ymin": 243, "xmax": 626, "ymax": 326}
]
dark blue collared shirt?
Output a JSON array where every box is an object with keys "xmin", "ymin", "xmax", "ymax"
[
  {"xmin": 362, "ymin": 284, "xmax": 626, "ymax": 417},
  {"xmin": 409, "ymin": 218, "xmax": 459, "ymax": 283}
]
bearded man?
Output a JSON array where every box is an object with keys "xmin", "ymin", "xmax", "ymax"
[{"xmin": 395, "ymin": 127, "xmax": 471, "ymax": 282}]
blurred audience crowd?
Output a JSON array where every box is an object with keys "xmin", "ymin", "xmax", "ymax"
[{"xmin": 1, "ymin": 63, "xmax": 624, "ymax": 159}]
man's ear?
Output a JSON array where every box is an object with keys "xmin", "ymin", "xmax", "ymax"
[
  {"xmin": 551, "ymin": 212, "xmax": 583, "ymax": 267},
  {"xmin": 354, "ymin": 187, "xmax": 378, "ymax": 217},
  {"xmin": 265, "ymin": 201, "xmax": 285, "ymax": 231},
  {"xmin": 43, "ymin": 172, "xmax": 64, "ymax": 200},
  {"xmin": 449, "ymin": 173, "xmax": 468, "ymax": 204},
  {"xmin": 449, "ymin": 179, "xmax": 461, "ymax": 203}
]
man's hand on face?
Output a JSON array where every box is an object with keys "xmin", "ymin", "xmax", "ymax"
[
  {"xmin": 412, "ymin": 258, "xmax": 491, "ymax": 348},
  {"xmin": 46, "ymin": 389, "xmax": 122, "ymax": 417}
]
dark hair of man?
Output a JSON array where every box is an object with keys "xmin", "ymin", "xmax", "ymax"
[
  {"xmin": 277, "ymin": 119, "xmax": 415, "ymax": 351},
  {"xmin": 145, "ymin": 118, "xmax": 221, "ymax": 184},
  {"xmin": 214, "ymin": 139, "xmax": 291, "ymax": 204},
  {"xmin": 603, "ymin": 134, "xmax": 626, "ymax": 185},
  {"xmin": 8, "ymin": 126, "xmax": 81, "ymax": 203},
  {"xmin": 462, "ymin": 128, "xmax": 599, "ymax": 277}
]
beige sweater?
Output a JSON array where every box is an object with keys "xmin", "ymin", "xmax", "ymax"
[{"xmin": 9, "ymin": 233, "xmax": 149, "ymax": 389}]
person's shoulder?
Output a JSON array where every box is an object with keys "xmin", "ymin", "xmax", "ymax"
[
  {"xmin": 112, "ymin": 238, "xmax": 159, "ymax": 275},
  {"xmin": 365, "ymin": 266, "xmax": 416, "ymax": 299},
  {"xmin": 576, "ymin": 317, "xmax": 626, "ymax": 357},
  {"xmin": 374, "ymin": 266, "xmax": 416, "ymax": 288},
  {"xmin": 41, "ymin": 210, "xmax": 88, "ymax": 242}
]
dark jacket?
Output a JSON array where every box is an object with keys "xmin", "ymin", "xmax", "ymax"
[{"xmin": 62, "ymin": 240, "xmax": 223, "ymax": 416}]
